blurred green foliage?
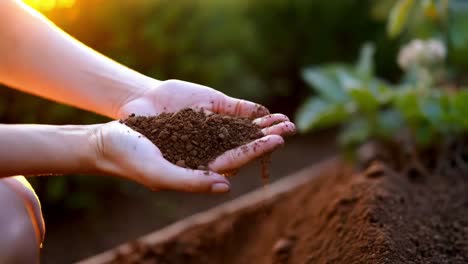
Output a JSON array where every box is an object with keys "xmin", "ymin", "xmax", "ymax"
[
  {"xmin": 2, "ymin": 0, "xmax": 400, "ymax": 209},
  {"xmin": 296, "ymin": 0, "xmax": 468, "ymax": 151},
  {"xmin": 39, "ymin": 0, "xmax": 398, "ymax": 108}
]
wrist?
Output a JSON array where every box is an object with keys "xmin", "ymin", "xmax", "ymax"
[
  {"xmin": 51, "ymin": 124, "xmax": 101, "ymax": 175},
  {"xmin": 75, "ymin": 125, "xmax": 103, "ymax": 174},
  {"xmin": 112, "ymin": 76, "xmax": 161, "ymax": 119},
  {"xmin": 83, "ymin": 124, "xmax": 113, "ymax": 176},
  {"xmin": 84, "ymin": 122, "xmax": 129, "ymax": 178}
]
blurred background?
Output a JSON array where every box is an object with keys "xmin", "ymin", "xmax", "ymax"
[{"xmin": 1, "ymin": 0, "xmax": 466, "ymax": 263}]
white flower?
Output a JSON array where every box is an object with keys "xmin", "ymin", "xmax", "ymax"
[{"xmin": 397, "ymin": 39, "xmax": 446, "ymax": 70}]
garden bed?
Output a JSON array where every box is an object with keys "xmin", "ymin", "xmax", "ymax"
[{"xmin": 79, "ymin": 153, "xmax": 468, "ymax": 264}]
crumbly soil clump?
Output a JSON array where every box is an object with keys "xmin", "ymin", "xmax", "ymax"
[{"xmin": 122, "ymin": 109, "xmax": 263, "ymax": 170}]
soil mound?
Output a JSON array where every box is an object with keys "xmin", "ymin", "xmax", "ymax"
[
  {"xmin": 108, "ymin": 147, "xmax": 468, "ymax": 263},
  {"xmin": 122, "ymin": 109, "xmax": 263, "ymax": 170}
]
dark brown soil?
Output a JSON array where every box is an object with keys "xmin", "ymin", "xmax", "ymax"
[
  {"xmin": 106, "ymin": 143, "xmax": 468, "ymax": 264},
  {"xmin": 122, "ymin": 109, "xmax": 263, "ymax": 170}
]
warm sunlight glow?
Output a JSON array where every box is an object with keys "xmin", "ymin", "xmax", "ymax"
[{"xmin": 23, "ymin": 0, "xmax": 75, "ymax": 11}]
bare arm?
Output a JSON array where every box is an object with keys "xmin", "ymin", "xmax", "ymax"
[
  {"xmin": 0, "ymin": 0, "xmax": 153, "ymax": 118},
  {"xmin": 0, "ymin": 124, "xmax": 96, "ymax": 177},
  {"xmin": 0, "ymin": 0, "xmax": 295, "ymax": 194},
  {"xmin": 0, "ymin": 122, "xmax": 234, "ymax": 193}
]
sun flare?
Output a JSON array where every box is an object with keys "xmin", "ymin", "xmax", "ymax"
[{"xmin": 23, "ymin": 0, "xmax": 75, "ymax": 11}]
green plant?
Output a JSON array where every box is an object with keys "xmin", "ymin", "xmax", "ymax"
[
  {"xmin": 296, "ymin": 0, "xmax": 468, "ymax": 153},
  {"xmin": 297, "ymin": 44, "xmax": 391, "ymax": 146},
  {"xmin": 296, "ymin": 0, "xmax": 468, "ymax": 150},
  {"xmin": 381, "ymin": 0, "xmax": 468, "ymax": 69}
]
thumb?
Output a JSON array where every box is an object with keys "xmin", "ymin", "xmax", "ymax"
[{"xmin": 150, "ymin": 159, "xmax": 231, "ymax": 193}]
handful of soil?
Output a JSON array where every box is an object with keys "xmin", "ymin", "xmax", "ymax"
[{"xmin": 122, "ymin": 109, "xmax": 264, "ymax": 170}]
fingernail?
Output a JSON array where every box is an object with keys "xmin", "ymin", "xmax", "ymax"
[
  {"xmin": 211, "ymin": 183, "xmax": 230, "ymax": 193},
  {"xmin": 274, "ymin": 138, "xmax": 285, "ymax": 150}
]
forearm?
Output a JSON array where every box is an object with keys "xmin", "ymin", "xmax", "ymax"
[
  {"xmin": 0, "ymin": 124, "xmax": 97, "ymax": 177},
  {"xmin": 0, "ymin": 0, "xmax": 156, "ymax": 118}
]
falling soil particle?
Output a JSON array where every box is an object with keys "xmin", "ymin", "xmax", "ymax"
[
  {"xmin": 122, "ymin": 109, "xmax": 264, "ymax": 170},
  {"xmin": 260, "ymin": 154, "xmax": 271, "ymax": 183}
]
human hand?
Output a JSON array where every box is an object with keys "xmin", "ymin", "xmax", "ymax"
[
  {"xmin": 116, "ymin": 79, "xmax": 270, "ymax": 117},
  {"xmin": 117, "ymin": 79, "xmax": 296, "ymax": 159},
  {"xmin": 91, "ymin": 117, "xmax": 293, "ymax": 193},
  {"xmin": 108, "ymin": 79, "xmax": 295, "ymax": 192}
]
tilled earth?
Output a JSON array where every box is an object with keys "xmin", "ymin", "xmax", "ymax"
[{"xmin": 105, "ymin": 140, "xmax": 468, "ymax": 264}]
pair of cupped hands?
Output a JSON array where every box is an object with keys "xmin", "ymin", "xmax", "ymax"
[{"xmin": 96, "ymin": 80, "xmax": 296, "ymax": 193}]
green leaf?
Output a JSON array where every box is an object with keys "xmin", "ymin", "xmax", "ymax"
[
  {"xmin": 302, "ymin": 67, "xmax": 348, "ymax": 102},
  {"xmin": 347, "ymin": 86, "xmax": 379, "ymax": 114},
  {"xmin": 356, "ymin": 43, "xmax": 375, "ymax": 78},
  {"xmin": 295, "ymin": 97, "xmax": 348, "ymax": 132},
  {"xmin": 394, "ymin": 89, "xmax": 422, "ymax": 123},
  {"xmin": 369, "ymin": 80, "xmax": 395, "ymax": 103},
  {"xmin": 335, "ymin": 67, "xmax": 362, "ymax": 90},
  {"xmin": 451, "ymin": 90, "xmax": 468, "ymax": 129},
  {"xmin": 419, "ymin": 93, "xmax": 459, "ymax": 134},
  {"xmin": 339, "ymin": 119, "xmax": 371, "ymax": 146},
  {"xmin": 387, "ymin": 0, "xmax": 416, "ymax": 38},
  {"xmin": 448, "ymin": 1, "xmax": 468, "ymax": 67},
  {"xmin": 419, "ymin": 95, "xmax": 445, "ymax": 126},
  {"xmin": 376, "ymin": 110, "xmax": 404, "ymax": 139}
]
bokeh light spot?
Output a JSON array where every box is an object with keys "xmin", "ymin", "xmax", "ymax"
[{"xmin": 23, "ymin": 0, "xmax": 76, "ymax": 11}]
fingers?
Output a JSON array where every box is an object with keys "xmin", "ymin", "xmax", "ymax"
[
  {"xmin": 209, "ymin": 135, "xmax": 284, "ymax": 173},
  {"xmin": 213, "ymin": 96, "xmax": 270, "ymax": 118},
  {"xmin": 152, "ymin": 159, "xmax": 231, "ymax": 193},
  {"xmin": 262, "ymin": 121, "xmax": 296, "ymax": 137},
  {"xmin": 253, "ymin": 114, "xmax": 296, "ymax": 137},
  {"xmin": 253, "ymin": 114, "xmax": 296, "ymax": 136},
  {"xmin": 253, "ymin": 113, "xmax": 290, "ymax": 127}
]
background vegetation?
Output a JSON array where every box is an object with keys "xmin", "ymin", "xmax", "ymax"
[
  {"xmin": 1, "ymin": 0, "xmax": 400, "ymax": 211},
  {"xmin": 297, "ymin": 0, "xmax": 468, "ymax": 150}
]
